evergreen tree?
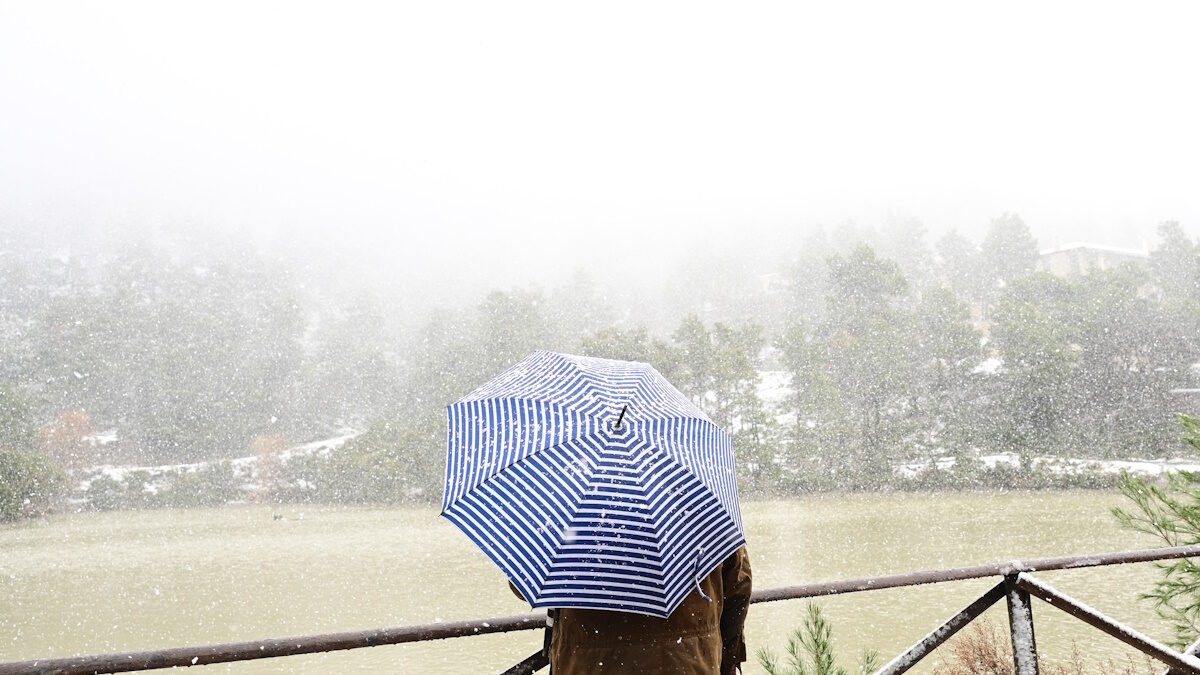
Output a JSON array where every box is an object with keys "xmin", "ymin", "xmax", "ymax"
[
  {"xmin": 1065, "ymin": 266, "xmax": 1191, "ymax": 456},
  {"xmin": 778, "ymin": 245, "xmax": 923, "ymax": 489},
  {"xmin": 987, "ymin": 273, "xmax": 1075, "ymax": 453},
  {"xmin": 776, "ymin": 321, "xmax": 841, "ymax": 490},
  {"xmin": 25, "ymin": 240, "xmax": 305, "ymax": 463},
  {"xmin": 293, "ymin": 292, "xmax": 403, "ymax": 435},
  {"xmin": 907, "ymin": 286, "xmax": 983, "ymax": 454},
  {"xmin": 758, "ymin": 603, "xmax": 880, "ymax": 675},
  {"xmin": 784, "ymin": 228, "xmax": 834, "ymax": 326},
  {"xmin": 822, "ymin": 245, "xmax": 911, "ymax": 485},
  {"xmin": 980, "ymin": 213, "xmax": 1040, "ymax": 284},
  {"xmin": 474, "ymin": 288, "xmax": 560, "ymax": 380},
  {"xmin": 934, "ymin": 229, "xmax": 984, "ymax": 309},
  {"xmin": 1112, "ymin": 414, "xmax": 1200, "ymax": 649},
  {"xmin": 878, "ymin": 214, "xmax": 932, "ymax": 290},
  {"xmin": 0, "ymin": 385, "xmax": 63, "ymax": 521},
  {"xmin": 578, "ymin": 326, "xmax": 684, "ymax": 383},
  {"xmin": 979, "ymin": 213, "xmax": 1039, "ymax": 317},
  {"xmin": 1150, "ymin": 221, "xmax": 1200, "ymax": 303}
]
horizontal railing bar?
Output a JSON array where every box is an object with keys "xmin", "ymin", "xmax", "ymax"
[
  {"xmin": 751, "ymin": 544, "xmax": 1200, "ymax": 604},
  {"xmin": 1015, "ymin": 573, "xmax": 1200, "ymax": 675},
  {"xmin": 0, "ymin": 614, "xmax": 548, "ymax": 675},
  {"xmin": 5, "ymin": 544, "xmax": 1200, "ymax": 675}
]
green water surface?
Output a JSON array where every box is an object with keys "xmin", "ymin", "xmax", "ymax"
[{"xmin": 0, "ymin": 491, "xmax": 1170, "ymax": 673}]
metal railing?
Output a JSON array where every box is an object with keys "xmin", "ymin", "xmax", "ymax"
[{"xmin": 5, "ymin": 544, "xmax": 1200, "ymax": 675}]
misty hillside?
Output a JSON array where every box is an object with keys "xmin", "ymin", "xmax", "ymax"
[{"xmin": 3, "ymin": 215, "xmax": 1199, "ymax": 516}]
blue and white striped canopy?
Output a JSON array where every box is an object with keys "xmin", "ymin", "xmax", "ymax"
[{"xmin": 442, "ymin": 350, "xmax": 745, "ymax": 618}]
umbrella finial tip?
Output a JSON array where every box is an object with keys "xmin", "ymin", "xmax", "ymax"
[{"xmin": 613, "ymin": 404, "xmax": 628, "ymax": 430}]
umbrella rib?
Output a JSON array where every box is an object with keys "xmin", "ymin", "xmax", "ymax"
[
  {"xmin": 446, "ymin": 396, "xmax": 595, "ymax": 505},
  {"xmin": 446, "ymin": 435, "xmax": 606, "ymax": 599},
  {"xmin": 637, "ymin": 430, "xmax": 742, "ymax": 531},
  {"xmin": 546, "ymin": 438, "xmax": 670, "ymax": 608},
  {"xmin": 626, "ymin": 444, "xmax": 668, "ymax": 572},
  {"xmin": 461, "ymin": 352, "xmax": 595, "ymax": 404},
  {"xmin": 450, "ymin": 424, "xmax": 597, "ymax": 512},
  {"xmin": 455, "ymin": 351, "xmax": 577, "ymax": 403},
  {"xmin": 538, "ymin": 428, "xmax": 643, "ymax": 571},
  {"xmin": 631, "ymin": 445, "xmax": 746, "ymax": 607}
]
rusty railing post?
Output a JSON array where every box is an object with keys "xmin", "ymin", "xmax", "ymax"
[
  {"xmin": 1005, "ymin": 574, "xmax": 1039, "ymax": 675},
  {"xmin": 1015, "ymin": 573, "xmax": 1200, "ymax": 675}
]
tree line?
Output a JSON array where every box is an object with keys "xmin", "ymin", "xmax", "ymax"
[{"xmin": 1, "ymin": 217, "xmax": 1199, "ymax": 519}]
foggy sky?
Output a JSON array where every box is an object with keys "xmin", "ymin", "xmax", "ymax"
[{"xmin": 2, "ymin": 1, "xmax": 1198, "ymax": 293}]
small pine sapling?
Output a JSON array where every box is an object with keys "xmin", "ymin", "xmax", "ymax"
[{"xmin": 758, "ymin": 603, "xmax": 879, "ymax": 675}]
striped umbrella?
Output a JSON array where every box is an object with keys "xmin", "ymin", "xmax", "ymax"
[{"xmin": 441, "ymin": 350, "xmax": 745, "ymax": 618}]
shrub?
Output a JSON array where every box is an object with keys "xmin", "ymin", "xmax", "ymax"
[
  {"xmin": 85, "ymin": 470, "xmax": 155, "ymax": 511},
  {"xmin": 933, "ymin": 618, "xmax": 1155, "ymax": 675},
  {"xmin": 84, "ymin": 474, "xmax": 126, "ymax": 511},
  {"xmin": 0, "ymin": 386, "xmax": 65, "ymax": 521},
  {"xmin": 0, "ymin": 445, "xmax": 64, "ymax": 521},
  {"xmin": 282, "ymin": 419, "xmax": 440, "ymax": 504},
  {"xmin": 758, "ymin": 604, "xmax": 879, "ymax": 675},
  {"xmin": 156, "ymin": 462, "xmax": 240, "ymax": 508}
]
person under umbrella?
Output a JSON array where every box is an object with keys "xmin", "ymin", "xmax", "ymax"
[
  {"xmin": 509, "ymin": 546, "xmax": 751, "ymax": 674},
  {"xmin": 443, "ymin": 351, "xmax": 753, "ymax": 674}
]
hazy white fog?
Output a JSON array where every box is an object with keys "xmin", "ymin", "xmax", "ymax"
[{"xmin": 2, "ymin": 1, "xmax": 1198, "ymax": 294}]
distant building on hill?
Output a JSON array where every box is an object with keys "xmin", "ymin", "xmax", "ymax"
[{"xmin": 1037, "ymin": 242, "xmax": 1149, "ymax": 278}]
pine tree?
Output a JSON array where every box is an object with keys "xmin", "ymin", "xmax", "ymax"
[{"xmin": 1112, "ymin": 414, "xmax": 1200, "ymax": 649}]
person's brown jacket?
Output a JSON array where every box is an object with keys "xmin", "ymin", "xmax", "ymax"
[{"xmin": 511, "ymin": 546, "xmax": 752, "ymax": 675}]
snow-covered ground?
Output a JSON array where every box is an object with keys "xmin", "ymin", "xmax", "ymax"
[
  {"xmin": 896, "ymin": 452, "xmax": 1200, "ymax": 479},
  {"xmin": 756, "ymin": 370, "xmax": 797, "ymax": 427},
  {"xmin": 77, "ymin": 429, "xmax": 361, "ymax": 493},
  {"xmin": 756, "ymin": 370, "xmax": 791, "ymax": 405},
  {"xmin": 972, "ymin": 357, "xmax": 1002, "ymax": 375},
  {"xmin": 83, "ymin": 429, "xmax": 119, "ymax": 446}
]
